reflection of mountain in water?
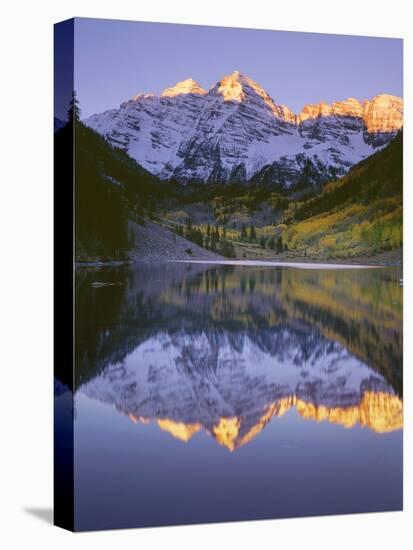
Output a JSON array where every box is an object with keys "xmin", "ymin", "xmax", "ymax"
[
  {"xmin": 80, "ymin": 327, "xmax": 402, "ymax": 451},
  {"xmin": 75, "ymin": 263, "xmax": 402, "ymax": 449}
]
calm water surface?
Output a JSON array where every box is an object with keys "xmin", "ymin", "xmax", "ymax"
[{"xmin": 67, "ymin": 263, "xmax": 402, "ymax": 530}]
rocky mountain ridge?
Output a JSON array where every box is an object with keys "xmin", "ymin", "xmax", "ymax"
[{"xmin": 85, "ymin": 71, "xmax": 403, "ymax": 187}]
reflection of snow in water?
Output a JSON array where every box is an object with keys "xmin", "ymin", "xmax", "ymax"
[{"xmin": 79, "ymin": 328, "xmax": 402, "ymax": 450}]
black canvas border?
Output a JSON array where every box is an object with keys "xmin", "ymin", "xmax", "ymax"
[{"xmin": 53, "ymin": 17, "xmax": 75, "ymax": 532}]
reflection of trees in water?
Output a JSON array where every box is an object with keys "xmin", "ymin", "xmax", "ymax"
[
  {"xmin": 74, "ymin": 263, "xmax": 402, "ymax": 394},
  {"xmin": 75, "ymin": 267, "xmax": 127, "ymax": 387}
]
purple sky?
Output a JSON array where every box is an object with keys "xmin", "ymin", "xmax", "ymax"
[{"xmin": 73, "ymin": 17, "xmax": 403, "ymax": 119}]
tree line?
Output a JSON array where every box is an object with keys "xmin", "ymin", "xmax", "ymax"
[{"xmin": 176, "ymin": 219, "xmax": 236, "ymax": 257}]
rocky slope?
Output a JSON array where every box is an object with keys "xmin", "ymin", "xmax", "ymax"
[
  {"xmin": 85, "ymin": 71, "xmax": 403, "ymax": 187},
  {"xmin": 128, "ymin": 219, "xmax": 222, "ymax": 262}
]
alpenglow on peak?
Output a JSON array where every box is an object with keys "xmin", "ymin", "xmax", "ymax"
[
  {"xmin": 213, "ymin": 70, "xmax": 272, "ymax": 103},
  {"xmin": 161, "ymin": 78, "xmax": 207, "ymax": 97}
]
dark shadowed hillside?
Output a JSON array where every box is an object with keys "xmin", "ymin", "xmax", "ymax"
[{"xmin": 55, "ymin": 121, "xmax": 170, "ymax": 260}]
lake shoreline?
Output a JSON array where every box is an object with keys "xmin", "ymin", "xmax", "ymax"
[
  {"xmin": 75, "ymin": 248, "xmax": 402, "ymax": 269},
  {"xmin": 171, "ymin": 259, "xmax": 379, "ymax": 270}
]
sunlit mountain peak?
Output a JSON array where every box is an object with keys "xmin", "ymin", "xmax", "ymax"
[
  {"xmin": 213, "ymin": 70, "xmax": 285, "ymax": 123},
  {"xmin": 215, "ymin": 70, "xmax": 268, "ymax": 103},
  {"xmin": 157, "ymin": 419, "xmax": 202, "ymax": 442},
  {"xmin": 161, "ymin": 78, "xmax": 207, "ymax": 97},
  {"xmin": 131, "ymin": 92, "xmax": 156, "ymax": 101}
]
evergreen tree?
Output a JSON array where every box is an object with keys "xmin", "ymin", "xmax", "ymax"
[
  {"xmin": 268, "ymin": 237, "xmax": 275, "ymax": 250},
  {"xmin": 259, "ymin": 236, "xmax": 266, "ymax": 248},
  {"xmin": 68, "ymin": 90, "xmax": 81, "ymax": 124},
  {"xmin": 241, "ymin": 224, "xmax": 247, "ymax": 240},
  {"xmin": 187, "ymin": 227, "xmax": 204, "ymax": 247},
  {"xmin": 218, "ymin": 239, "xmax": 236, "ymax": 258},
  {"xmin": 249, "ymin": 224, "xmax": 257, "ymax": 242},
  {"xmin": 276, "ymin": 236, "xmax": 283, "ymax": 254},
  {"xmin": 210, "ymin": 234, "xmax": 217, "ymax": 252}
]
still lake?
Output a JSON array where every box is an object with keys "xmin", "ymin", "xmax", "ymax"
[{"xmin": 71, "ymin": 262, "xmax": 402, "ymax": 531}]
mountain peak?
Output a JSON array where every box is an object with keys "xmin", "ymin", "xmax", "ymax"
[
  {"xmin": 215, "ymin": 71, "xmax": 247, "ymax": 102},
  {"xmin": 369, "ymin": 93, "xmax": 402, "ymax": 102},
  {"xmin": 161, "ymin": 78, "xmax": 207, "ymax": 98},
  {"xmin": 215, "ymin": 70, "xmax": 276, "ymax": 107},
  {"xmin": 297, "ymin": 94, "xmax": 403, "ymax": 133},
  {"xmin": 132, "ymin": 92, "xmax": 156, "ymax": 101},
  {"xmin": 86, "ymin": 72, "xmax": 403, "ymax": 186},
  {"xmin": 363, "ymin": 93, "xmax": 403, "ymax": 133},
  {"xmin": 229, "ymin": 69, "xmax": 246, "ymax": 79}
]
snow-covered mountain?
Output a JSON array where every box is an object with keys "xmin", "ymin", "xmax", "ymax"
[
  {"xmin": 85, "ymin": 71, "xmax": 403, "ymax": 187},
  {"xmin": 79, "ymin": 328, "xmax": 403, "ymax": 450}
]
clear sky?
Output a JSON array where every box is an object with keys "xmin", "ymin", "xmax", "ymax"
[{"xmin": 72, "ymin": 17, "xmax": 403, "ymax": 119}]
